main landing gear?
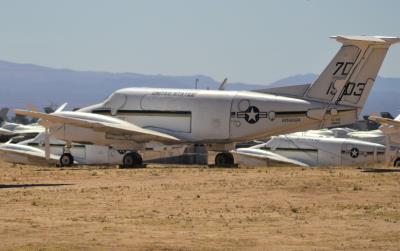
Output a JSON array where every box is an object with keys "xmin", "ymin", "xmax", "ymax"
[
  {"xmin": 394, "ymin": 158, "xmax": 400, "ymax": 167},
  {"xmin": 60, "ymin": 153, "xmax": 74, "ymax": 167},
  {"xmin": 214, "ymin": 152, "xmax": 235, "ymax": 167},
  {"xmin": 120, "ymin": 151, "xmax": 144, "ymax": 168},
  {"xmin": 59, "ymin": 143, "xmax": 74, "ymax": 167}
]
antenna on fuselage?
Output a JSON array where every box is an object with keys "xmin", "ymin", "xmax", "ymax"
[{"xmin": 218, "ymin": 78, "xmax": 228, "ymax": 90}]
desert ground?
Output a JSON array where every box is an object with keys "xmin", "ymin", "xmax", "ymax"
[{"xmin": 0, "ymin": 161, "xmax": 400, "ymax": 251}]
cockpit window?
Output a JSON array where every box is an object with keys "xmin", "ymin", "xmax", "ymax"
[{"xmin": 104, "ymin": 93, "xmax": 127, "ymax": 109}]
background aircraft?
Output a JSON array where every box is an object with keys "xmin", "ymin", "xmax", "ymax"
[
  {"xmin": 234, "ymin": 114, "xmax": 400, "ymax": 167},
  {"xmin": 233, "ymin": 135, "xmax": 386, "ymax": 167},
  {"xmin": 0, "ymin": 122, "xmax": 44, "ymax": 143},
  {"xmin": 0, "ymin": 131, "xmax": 186, "ymax": 167},
  {"xmin": 16, "ymin": 35, "xmax": 400, "ymax": 167},
  {"xmin": 369, "ymin": 114, "xmax": 400, "ymax": 166},
  {"xmin": 0, "ymin": 141, "xmax": 60, "ymax": 165}
]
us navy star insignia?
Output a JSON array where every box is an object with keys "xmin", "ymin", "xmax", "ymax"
[
  {"xmin": 236, "ymin": 106, "xmax": 267, "ymax": 124},
  {"xmin": 246, "ymin": 107, "xmax": 258, "ymax": 123},
  {"xmin": 350, "ymin": 148, "xmax": 359, "ymax": 158}
]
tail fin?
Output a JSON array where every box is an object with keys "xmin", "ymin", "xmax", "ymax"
[
  {"xmin": 305, "ymin": 36, "xmax": 400, "ymax": 111},
  {"xmin": 0, "ymin": 108, "xmax": 9, "ymax": 122},
  {"xmin": 54, "ymin": 103, "xmax": 68, "ymax": 113}
]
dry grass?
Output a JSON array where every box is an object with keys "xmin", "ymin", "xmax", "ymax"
[{"xmin": 0, "ymin": 161, "xmax": 400, "ymax": 250}]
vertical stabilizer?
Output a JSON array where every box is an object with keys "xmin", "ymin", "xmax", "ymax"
[
  {"xmin": 305, "ymin": 36, "xmax": 400, "ymax": 112},
  {"xmin": 0, "ymin": 108, "xmax": 9, "ymax": 123}
]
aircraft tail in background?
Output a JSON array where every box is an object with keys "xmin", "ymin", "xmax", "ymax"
[{"xmin": 0, "ymin": 108, "xmax": 9, "ymax": 123}]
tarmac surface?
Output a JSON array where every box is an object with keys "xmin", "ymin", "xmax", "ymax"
[{"xmin": 0, "ymin": 161, "xmax": 400, "ymax": 250}]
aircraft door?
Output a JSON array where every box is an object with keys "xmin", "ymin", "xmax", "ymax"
[
  {"xmin": 84, "ymin": 145, "xmax": 110, "ymax": 165},
  {"xmin": 316, "ymin": 141, "xmax": 341, "ymax": 166},
  {"xmin": 70, "ymin": 145, "xmax": 86, "ymax": 163}
]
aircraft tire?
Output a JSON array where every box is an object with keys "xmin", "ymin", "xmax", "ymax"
[
  {"xmin": 394, "ymin": 158, "xmax": 400, "ymax": 167},
  {"xmin": 122, "ymin": 152, "xmax": 143, "ymax": 168},
  {"xmin": 215, "ymin": 152, "xmax": 234, "ymax": 167},
  {"xmin": 60, "ymin": 153, "xmax": 74, "ymax": 167}
]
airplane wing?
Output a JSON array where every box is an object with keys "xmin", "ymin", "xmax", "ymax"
[
  {"xmin": 15, "ymin": 110, "xmax": 181, "ymax": 143},
  {"xmin": 0, "ymin": 128, "xmax": 14, "ymax": 136},
  {"xmin": 369, "ymin": 116, "xmax": 400, "ymax": 127},
  {"xmin": 14, "ymin": 128, "xmax": 45, "ymax": 135},
  {"xmin": 233, "ymin": 148, "xmax": 310, "ymax": 167},
  {"xmin": 0, "ymin": 145, "xmax": 60, "ymax": 165}
]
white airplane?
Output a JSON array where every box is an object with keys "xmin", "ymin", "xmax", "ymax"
[
  {"xmin": 0, "ymin": 122, "xmax": 44, "ymax": 142},
  {"xmin": 369, "ymin": 114, "xmax": 400, "ymax": 166},
  {"xmin": 233, "ymin": 135, "xmax": 386, "ymax": 167},
  {"xmin": 234, "ymin": 114, "xmax": 400, "ymax": 167},
  {"xmin": 0, "ymin": 141, "xmax": 60, "ymax": 165},
  {"xmin": 0, "ymin": 131, "xmax": 186, "ymax": 166},
  {"xmin": 16, "ymin": 35, "xmax": 400, "ymax": 167}
]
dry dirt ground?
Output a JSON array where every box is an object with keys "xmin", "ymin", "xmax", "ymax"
[{"xmin": 0, "ymin": 161, "xmax": 400, "ymax": 251}]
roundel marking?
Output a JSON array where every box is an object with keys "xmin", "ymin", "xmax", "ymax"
[
  {"xmin": 350, "ymin": 147, "xmax": 359, "ymax": 158},
  {"xmin": 245, "ymin": 106, "xmax": 260, "ymax": 124}
]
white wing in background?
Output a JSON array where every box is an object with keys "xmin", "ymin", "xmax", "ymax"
[
  {"xmin": 0, "ymin": 143, "xmax": 61, "ymax": 165},
  {"xmin": 233, "ymin": 148, "xmax": 310, "ymax": 167}
]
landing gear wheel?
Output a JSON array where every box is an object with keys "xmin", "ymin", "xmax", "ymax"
[
  {"xmin": 215, "ymin": 152, "xmax": 234, "ymax": 167},
  {"xmin": 394, "ymin": 158, "xmax": 400, "ymax": 167},
  {"xmin": 60, "ymin": 153, "xmax": 74, "ymax": 167},
  {"xmin": 122, "ymin": 152, "xmax": 143, "ymax": 168}
]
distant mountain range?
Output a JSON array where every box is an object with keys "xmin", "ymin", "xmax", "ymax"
[{"xmin": 0, "ymin": 60, "xmax": 399, "ymax": 116}]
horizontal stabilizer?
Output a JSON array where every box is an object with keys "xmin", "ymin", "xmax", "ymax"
[
  {"xmin": 253, "ymin": 84, "xmax": 311, "ymax": 98},
  {"xmin": 0, "ymin": 128, "xmax": 14, "ymax": 136},
  {"xmin": 332, "ymin": 35, "xmax": 400, "ymax": 44}
]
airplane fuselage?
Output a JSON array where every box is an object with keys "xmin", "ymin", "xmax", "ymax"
[
  {"xmin": 236, "ymin": 136, "xmax": 386, "ymax": 167},
  {"xmin": 80, "ymin": 88, "xmax": 358, "ymax": 147}
]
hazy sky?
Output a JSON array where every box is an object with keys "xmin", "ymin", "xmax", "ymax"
[{"xmin": 0, "ymin": 0, "xmax": 399, "ymax": 84}]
